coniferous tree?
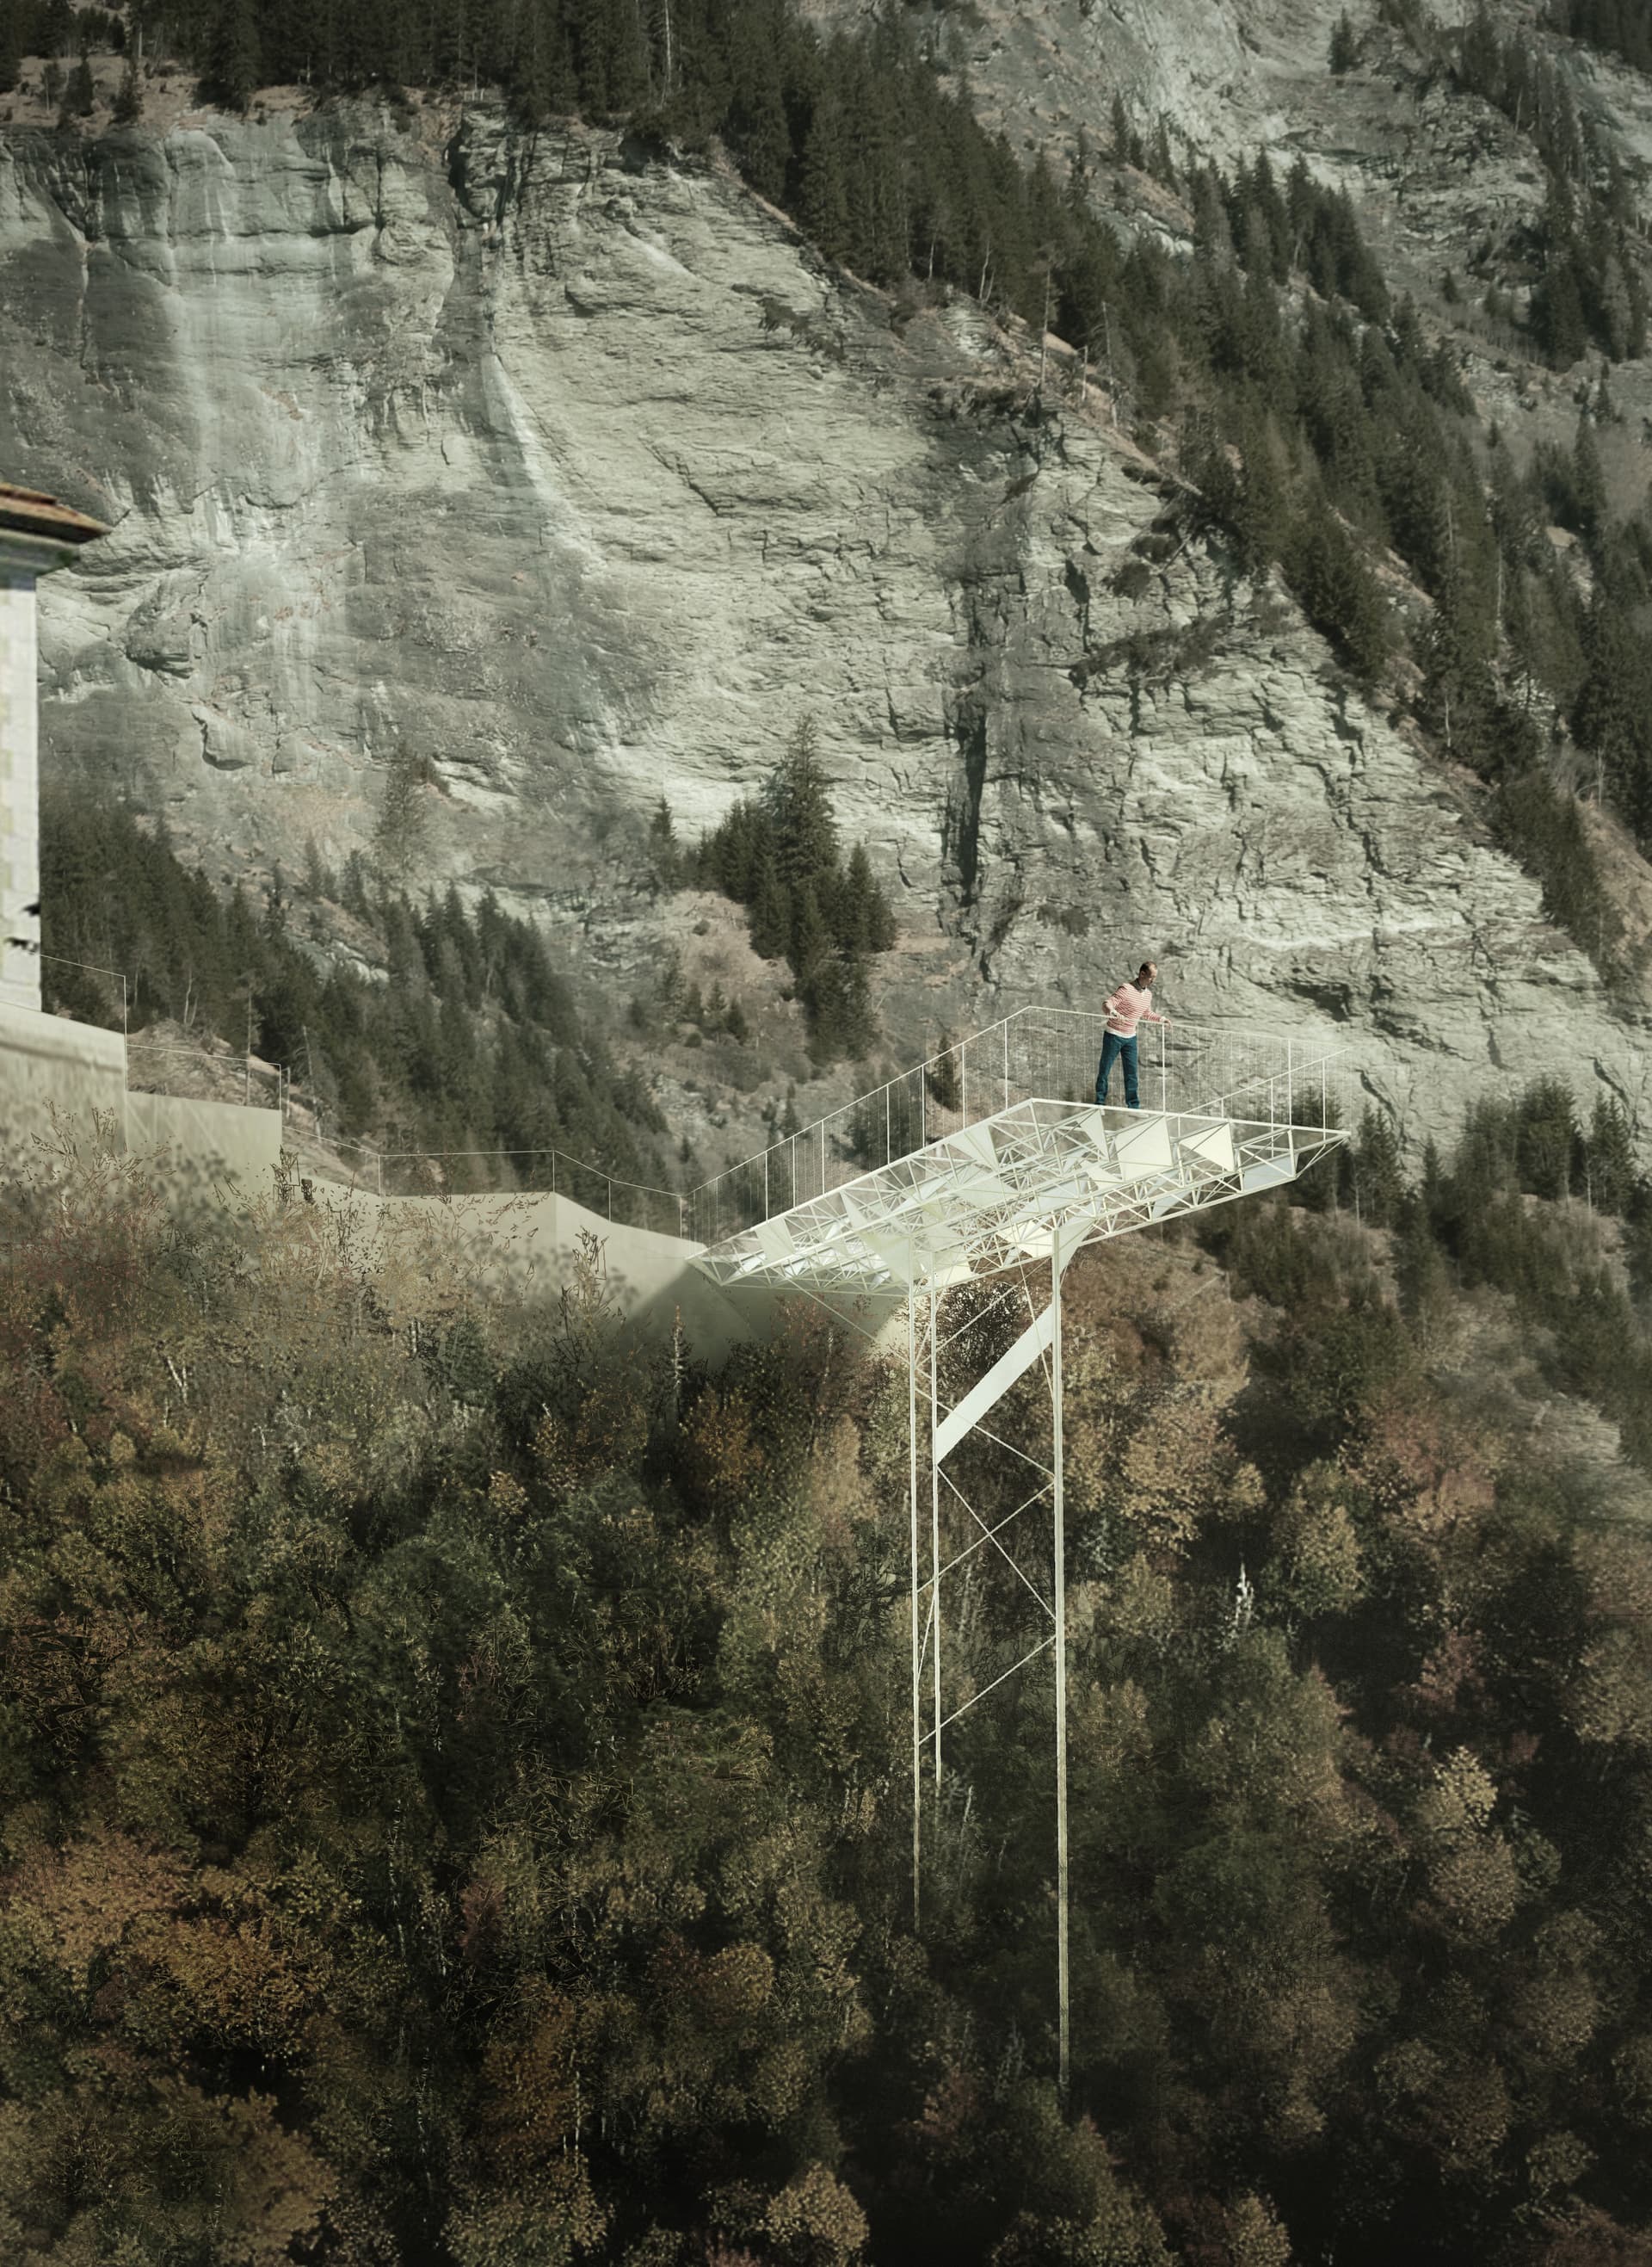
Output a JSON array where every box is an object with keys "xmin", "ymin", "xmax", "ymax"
[
  {"xmin": 0, "ymin": 2, "xmax": 23, "ymax": 94},
  {"xmin": 799, "ymin": 69, "xmax": 851, "ymax": 266},
  {"xmin": 1289, "ymin": 501, "xmax": 1391, "ymax": 683},
  {"xmin": 748, "ymin": 849, "xmax": 790, "ymax": 961},
  {"xmin": 838, "ymin": 842, "xmax": 894, "ymax": 955},
  {"xmin": 36, "ymin": 0, "xmax": 71, "ymax": 56},
  {"xmin": 1587, "ymin": 1094, "xmax": 1637, "ymax": 1214},
  {"xmin": 1571, "ymin": 415, "xmax": 1608, "ymax": 554},
  {"xmin": 769, "ymin": 716, "xmax": 839, "ymax": 905},
  {"xmin": 1354, "ymin": 1107, "xmax": 1405, "ymax": 1227},
  {"xmin": 206, "ymin": 0, "xmax": 260, "ymax": 108},
  {"xmin": 113, "ymin": 49, "xmax": 142, "ymax": 119},
  {"xmin": 373, "ymin": 744, "xmax": 431, "ymax": 886},
  {"xmin": 728, "ymin": 17, "xmax": 790, "ymax": 207}
]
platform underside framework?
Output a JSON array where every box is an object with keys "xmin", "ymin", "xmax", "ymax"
[{"xmin": 692, "ymin": 1087, "xmax": 1348, "ymax": 2093}]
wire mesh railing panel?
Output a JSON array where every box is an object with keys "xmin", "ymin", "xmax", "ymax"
[
  {"xmin": 124, "ymin": 1040, "xmax": 283, "ymax": 1112},
  {"xmin": 38, "ymin": 952, "xmax": 128, "ymax": 1031},
  {"xmin": 90, "ymin": 988, "xmax": 1352, "ymax": 1250},
  {"xmin": 683, "ymin": 1012, "xmax": 1350, "ymax": 1249},
  {"xmin": 363, "ymin": 1145, "xmax": 690, "ymax": 1234}
]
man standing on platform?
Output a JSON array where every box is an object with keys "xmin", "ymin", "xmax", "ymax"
[{"xmin": 1094, "ymin": 960, "xmax": 1168, "ymax": 1111}]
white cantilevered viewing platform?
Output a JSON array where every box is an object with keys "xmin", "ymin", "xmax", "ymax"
[
  {"xmin": 687, "ymin": 1007, "xmax": 1353, "ymax": 2103},
  {"xmin": 687, "ymin": 1010, "xmax": 1352, "ymax": 1292},
  {"xmin": 692, "ymin": 1093, "xmax": 1338, "ymax": 1298}
]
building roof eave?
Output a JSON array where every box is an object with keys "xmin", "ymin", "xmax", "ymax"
[{"xmin": 0, "ymin": 482, "xmax": 111, "ymax": 561}]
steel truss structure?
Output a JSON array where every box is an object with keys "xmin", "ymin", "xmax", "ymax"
[{"xmin": 693, "ymin": 1038, "xmax": 1350, "ymax": 2095}]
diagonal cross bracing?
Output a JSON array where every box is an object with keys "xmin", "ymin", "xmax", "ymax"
[
  {"xmin": 690, "ymin": 1026, "xmax": 1351, "ymax": 2104},
  {"xmin": 934, "ymin": 1299, "xmax": 1057, "ymax": 1461},
  {"xmin": 692, "ymin": 1097, "xmax": 1341, "ymax": 1300}
]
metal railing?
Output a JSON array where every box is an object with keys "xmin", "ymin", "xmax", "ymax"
[
  {"xmin": 28, "ymin": 967, "xmax": 1352, "ymax": 1247},
  {"xmin": 682, "ymin": 1011, "xmax": 1353, "ymax": 1248},
  {"xmin": 186, "ymin": 1008, "xmax": 1351, "ymax": 1242},
  {"xmin": 125, "ymin": 1038, "xmax": 283, "ymax": 1112},
  {"xmin": 37, "ymin": 951, "xmax": 128, "ymax": 1028},
  {"xmin": 280, "ymin": 1131, "xmax": 692, "ymax": 1235}
]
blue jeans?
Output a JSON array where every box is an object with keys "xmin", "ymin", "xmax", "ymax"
[{"xmin": 1095, "ymin": 1031, "xmax": 1139, "ymax": 1109}]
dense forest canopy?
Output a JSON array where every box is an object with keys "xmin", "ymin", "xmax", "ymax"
[
  {"xmin": 5, "ymin": 1081, "xmax": 1652, "ymax": 2259},
  {"xmin": 1549, "ymin": 0, "xmax": 1652, "ymax": 76},
  {"xmin": 686, "ymin": 719, "xmax": 898, "ymax": 1062}
]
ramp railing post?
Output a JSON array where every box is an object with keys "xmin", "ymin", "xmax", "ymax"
[
  {"xmin": 909, "ymin": 1264, "xmax": 922, "ymax": 1926},
  {"xmin": 1052, "ymin": 1220, "xmax": 1069, "ymax": 2101},
  {"xmin": 930, "ymin": 1272, "xmax": 942, "ymax": 1789}
]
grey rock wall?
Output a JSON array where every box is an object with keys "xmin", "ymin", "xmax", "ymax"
[{"xmin": 1, "ymin": 101, "xmax": 1645, "ymax": 1147}]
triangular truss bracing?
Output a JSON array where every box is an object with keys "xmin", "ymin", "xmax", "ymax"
[{"xmin": 691, "ymin": 1023, "xmax": 1351, "ymax": 2096}]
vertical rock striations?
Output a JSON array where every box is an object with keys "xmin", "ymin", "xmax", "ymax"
[{"xmin": 0, "ymin": 103, "xmax": 1643, "ymax": 1139}]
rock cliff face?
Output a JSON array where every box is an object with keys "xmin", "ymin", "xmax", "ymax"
[{"xmin": 0, "ymin": 91, "xmax": 1647, "ymax": 1148}]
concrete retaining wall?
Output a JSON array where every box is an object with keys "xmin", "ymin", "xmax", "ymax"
[
  {"xmin": 0, "ymin": 1002, "xmax": 883, "ymax": 1362},
  {"xmin": 316, "ymin": 1184, "xmax": 904, "ymax": 1362},
  {"xmin": 0, "ymin": 997, "xmax": 126, "ymax": 1153},
  {"xmin": 126, "ymin": 1089, "xmax": 284, "ymax": 1185},
  {"xmin": 324, "ymin": 1183, "xmax": 791, "ymax": 1363}
]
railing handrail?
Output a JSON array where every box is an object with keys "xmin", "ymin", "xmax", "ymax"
[
  {"xmin": 105, "ymin": 994, "xmax": 1347, "ymax": 1239},
  {"xmin": 690, "ymin": 1010, "xmax": 1343, "ymax": 1172}
]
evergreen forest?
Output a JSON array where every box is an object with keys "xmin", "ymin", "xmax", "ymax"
[
  {"xmin": 8, "ymin": 1085, "xmax": 1652, "ymax": 2260},
  {"xmin": 38, "ymin": 789, "xmax": 669, "ymax": 1201}
]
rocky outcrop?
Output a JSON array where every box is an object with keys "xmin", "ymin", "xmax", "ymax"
[{"xmin": 0, "ymin": 98, "xmax": 1646, "ymax": 1150}]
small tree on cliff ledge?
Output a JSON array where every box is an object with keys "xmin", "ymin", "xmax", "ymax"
[
  {"xmin": 698, "ymin": 718, "xmax": 897, "ymax": 1062},
  {"xmin": 374, "ymin": 744, "xmax": 432, "ymax": 886}
]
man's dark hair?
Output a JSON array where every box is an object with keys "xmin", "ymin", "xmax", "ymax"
[{"xmin": 1137, "ymin": 961, "xmax": 1155, "ymax": 981}]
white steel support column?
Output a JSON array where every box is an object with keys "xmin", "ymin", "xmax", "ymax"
[
  {"xmin": 693, "ymin": 1031, "xmax": 1351, "ymax": 2097},
  {"xmin": 909, "ymin": 1271, "xmax": 922, "ymax": 1926},
  {"xmin": 929, "ymin": 1273, "xmax": 942, "ymax": 1787},
  {"xmin": 0, "ymin": 560, "xmax": 41, "ymax": 1013},
  {"xmin": 1051, "ymin": 1222, "xmax": 1070, "ymax": 2100}
]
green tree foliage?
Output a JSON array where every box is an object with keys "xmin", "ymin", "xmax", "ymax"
[
  {"xmin": 4, "ymin": 1078, "xmax": 1652, "ymax": 2259},
  {"xmin": 39, "ymin": 789, "xmax": 664, "ymax": 1198},
  {"xmin": 699, "ymin": 720, "xmax": 896, "ymax": 1061},
  {"xmin": 372, "ymin": 740, "xmax": 432, "ymax": 885},
  {"xmin": 112, "ymin": 47, "xmax": 142, "ymax": 116},
  {"xmin": 1490, "ymin": 761, "xmax": 1618, "ymax": 976},
  {"xmin": 1449, "ymin": 12, "xmax": 1646, "ymax": 365},
  {"xmin": 1353, "ymin": 1104, "xmax": 1405, "ymax": 1226},
  {"xmin": 2, "ymin": 0, "xmax": 125, "ymax": 82},
  {"xmin": 1287, "ymin": 499, "xmax": 1391, "ymax": 683},
  {"xmin": 1552, "ymin": 0, "xmax": 1652, "ymax": 71}
]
